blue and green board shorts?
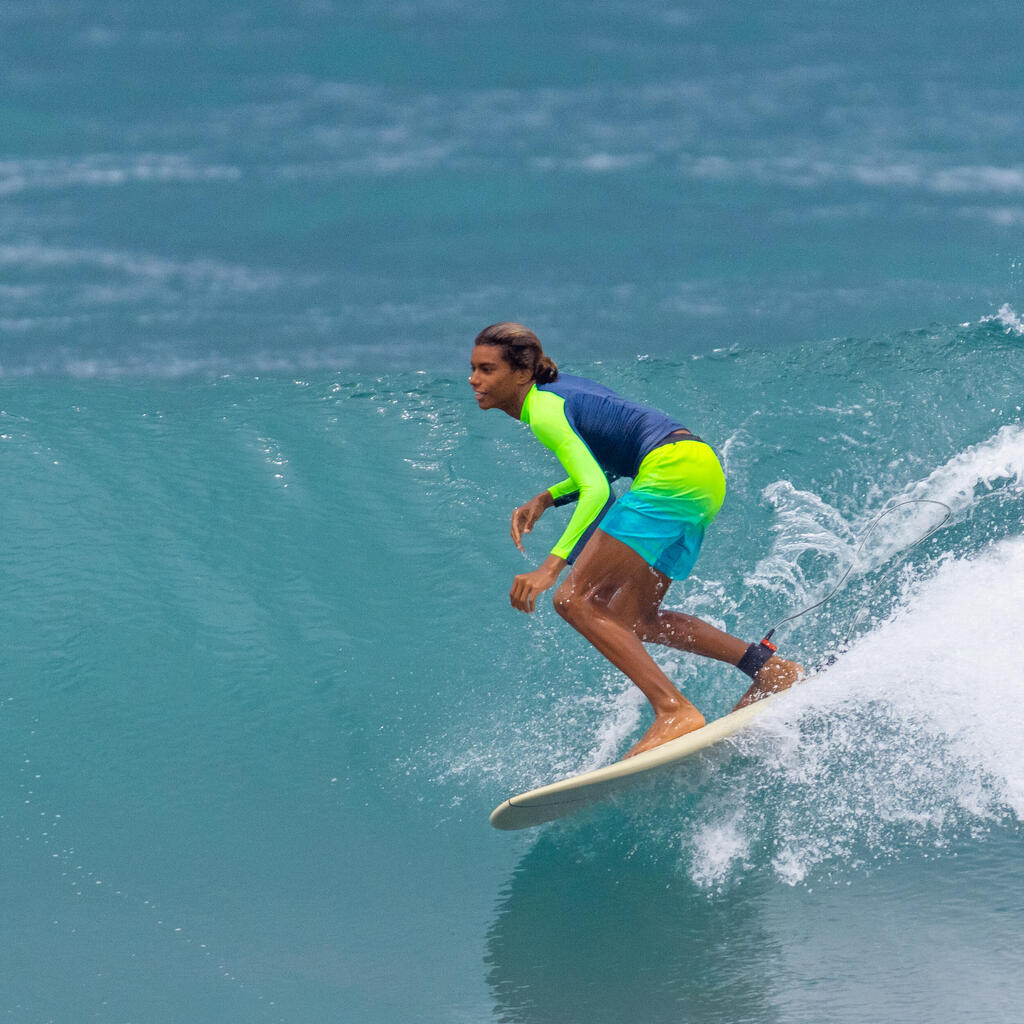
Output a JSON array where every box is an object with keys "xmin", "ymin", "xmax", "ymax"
[{"xmin": 599, "ymin": 440, "xmax": 726, "ymax": 580}]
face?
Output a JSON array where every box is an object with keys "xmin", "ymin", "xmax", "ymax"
[{"xmin": 469, "ymin": 344, "xmax": 532, "ymax": 415}]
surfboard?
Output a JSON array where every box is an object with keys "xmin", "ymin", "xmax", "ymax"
[{"xmin": 489, "ymin": 689, "xmax": 790, "ymax": 830}]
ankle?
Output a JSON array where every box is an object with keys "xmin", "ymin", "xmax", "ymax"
[{"xmin": 737, "ymin": 640, "xmax": 777, "ymax": 679}]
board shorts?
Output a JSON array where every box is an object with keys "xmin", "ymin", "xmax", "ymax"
[{"xmin": 598, "ymin": 439, "xmax": 726, "ymax": 580}]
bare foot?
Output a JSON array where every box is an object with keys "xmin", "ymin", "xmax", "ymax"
[
  {"xmin": 732, "ymin": 655, "xmax": 804, "ymax": 711},
  {"xmin": 622, "ymin": 706, "xmax": 706, "ymax": 759}
]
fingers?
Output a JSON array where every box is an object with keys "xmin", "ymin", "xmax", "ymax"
[
  {"xmin": 509, "ymin": 574, "xmax": 538, "ymax": 613},
  {"xmin": 509, "ymin": 578, "xmax": 528, "ymax": 612},
  {"xmin": 510, "ymin": 508, "xmax": 525, "ymax": 552},
  {"xmin": 510, "ymin": 505, "xmax": 534, "ymax": 552}
]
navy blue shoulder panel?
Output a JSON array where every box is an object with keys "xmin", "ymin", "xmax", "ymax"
[{"xmin": 537, "ymin": 374, "xmax": 686, "ymax": 478}]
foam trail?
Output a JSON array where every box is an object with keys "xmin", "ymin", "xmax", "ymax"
[{"xmin": 688, "ymin": 533, "xmax": 1024, "ymax": 887}]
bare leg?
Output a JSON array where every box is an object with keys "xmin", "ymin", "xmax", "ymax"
[
  {"xmin": 631, "ymin": 605, "xmax": 748, "ymax": 662},
  {"xmin": 630, "ymin": 603, "xmax": 804, "ymax": 710},
  {"xmin": 555, "ymin": 530, "xmax": 801, "ymax": 758},
  {"xmin": 554, "ymin": 534, "xmax": 704, "ymax": 757}
]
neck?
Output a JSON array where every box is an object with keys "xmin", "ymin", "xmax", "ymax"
[{"xmin": 504, "ymin": 381, "xmax": 534, "ymax": 419}]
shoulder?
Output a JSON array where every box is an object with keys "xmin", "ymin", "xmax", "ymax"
[
  {"xmin": 525, "ymin": 388, "xmax": 589, "ymax": 454},
  {"xmin": 526, "ymin": 386, "xmax": 571, "ymax": 433},
  {"xmin": 537, "ymin": 373, "xmax": 616, "ymax": 400}
]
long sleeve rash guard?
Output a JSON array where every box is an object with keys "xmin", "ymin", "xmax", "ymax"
[{"xmin": 519, "ymin": 374, "xmax": 686, "ymax": 562}]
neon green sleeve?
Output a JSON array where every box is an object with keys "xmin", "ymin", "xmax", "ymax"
[
  {"xmin": 548, "ymin": 477, "xmax": 578, "ymax": 503},
  {"xmin": 521, "ymin": 387, "xmax": 611, "ymax": 560}
]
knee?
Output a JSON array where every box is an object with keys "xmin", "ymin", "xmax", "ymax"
[
  {"xmin": 554, "ymin": 583, "xmax": 636, "ymax": 636},
  {"xmin": 552, "ymin": 583, "xmax": 589, "ymax": 626}
]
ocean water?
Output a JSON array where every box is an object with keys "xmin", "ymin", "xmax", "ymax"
[{"xmin": 2, "ymin": 2, "xmax": 1024, "ymax": 1022}]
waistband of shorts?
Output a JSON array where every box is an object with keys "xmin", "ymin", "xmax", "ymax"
[
  {"xmin": 650, "ymin": 428, "xmax": 705, "ymax": 450},
  {"xmin": 633, "ymin": 429, "xmax": 713, "ymax": 478}
]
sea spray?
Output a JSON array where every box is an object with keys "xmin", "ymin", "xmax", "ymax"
[{"xmin": 683, "ymin": 535, "xmax": 1024, "ymax": 888}]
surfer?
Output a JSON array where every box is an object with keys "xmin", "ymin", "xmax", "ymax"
[{"xmin": 470, "ymin": 322, "xmax": 803, "ymax": 758}]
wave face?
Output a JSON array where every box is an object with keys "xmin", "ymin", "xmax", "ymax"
[{"xmin": 2, "ymin": 322, "xmax": 1023, "ymax": 1021}]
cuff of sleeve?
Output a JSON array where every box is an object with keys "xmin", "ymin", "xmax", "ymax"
[{"xmin": 549, "ymin": 479, "xmax": 579, "ymax": 506}]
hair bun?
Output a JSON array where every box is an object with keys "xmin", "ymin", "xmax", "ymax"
[{"xmin": 535, "ymin": 355, "xmax": 559, "ymax": 384}]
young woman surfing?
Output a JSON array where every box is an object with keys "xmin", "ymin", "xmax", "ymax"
[{"xmin": 470, "ymin": 322, "xmax": 803, "ymax": 759}]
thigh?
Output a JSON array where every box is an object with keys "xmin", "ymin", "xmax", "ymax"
[{"xmin": 561, "ymin": 528, "xmax": 670, "ymax": 625}]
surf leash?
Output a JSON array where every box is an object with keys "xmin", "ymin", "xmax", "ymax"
[{"xmin": 753, "ymin": 498, "xmax": 953, "ymax": 667}]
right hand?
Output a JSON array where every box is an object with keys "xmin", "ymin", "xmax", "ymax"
[
  {"xmin": 509, "ymin": 557, "xmax": 564, "ymax": 613},
  {"xmin": 510, "ymin": 492, "xmax": 553, "ymax": 552}
]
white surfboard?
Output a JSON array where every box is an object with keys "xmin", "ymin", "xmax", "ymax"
[{"xmin": 489, "ymin": 690, "xmax": 789, "ymax": 830}]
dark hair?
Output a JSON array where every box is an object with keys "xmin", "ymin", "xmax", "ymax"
[{"xmin": 474, "ymin": 322, "xmax": 559, "ymax": 384}]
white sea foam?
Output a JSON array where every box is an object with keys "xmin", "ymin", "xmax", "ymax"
[
  {"xmin": 688, "ymin": 812, "xmax": 752, "ymax": 889},
  {"xmin": 748, "ymin": 423, "xmax": 1024, "ymax": 612},
  {"xmin": 903, "ymin": 422, "xmax": 1024, "ymax": 512},
  {"xmin": 980, "ymin": 303, "xmax": 1024, "ymax": 336},
  {"xmin": 687, "ymin": 532, "xmax": 1024, "ymax": 887},
  {"xmin": 744, "ymin": 482, "xmax": 858, "ymax": 599},
  {"xmin": 930, "ymin": 165, "xmax": 1024, "ymax": 194},
  {"xmin": 0, "ymin": 155, "xmax": 241, "ymax": 196},
  {"xmin": 678, "ymin": 426, "xmax": 1024, "ymax": 886},
  {"xmin": 680, "ymin": 154, "xmax": 1024, "ymax": 197},
  {"xmin": 576, "ymin": 685, "xmax": 646, "ymax": 773},
  {"xmin": 0, "ymin": 241, "xmax": 286, "ymax": 292}
]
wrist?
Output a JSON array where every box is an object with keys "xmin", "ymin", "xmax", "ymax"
[{"xmin": 540, "ymin": 553, "xmax": 567, "ymax": 577}]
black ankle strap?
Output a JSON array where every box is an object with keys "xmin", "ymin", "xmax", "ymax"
[{"xmin": 737, "ymin": 639, "xmax": 777, "ymax": 679}]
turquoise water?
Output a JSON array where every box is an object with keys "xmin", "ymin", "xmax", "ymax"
[{"xmin": 3, "ymin": 2, "xmax": 1024, "ymax": 1022}]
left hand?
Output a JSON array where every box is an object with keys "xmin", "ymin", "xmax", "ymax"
[
  {"xmin": 510, "ymin": 492, "xmax": 553, "ymax": 552},
  {"xmin": 510, "ymin": 555, "xmax": 566, "ymax": 613}
]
